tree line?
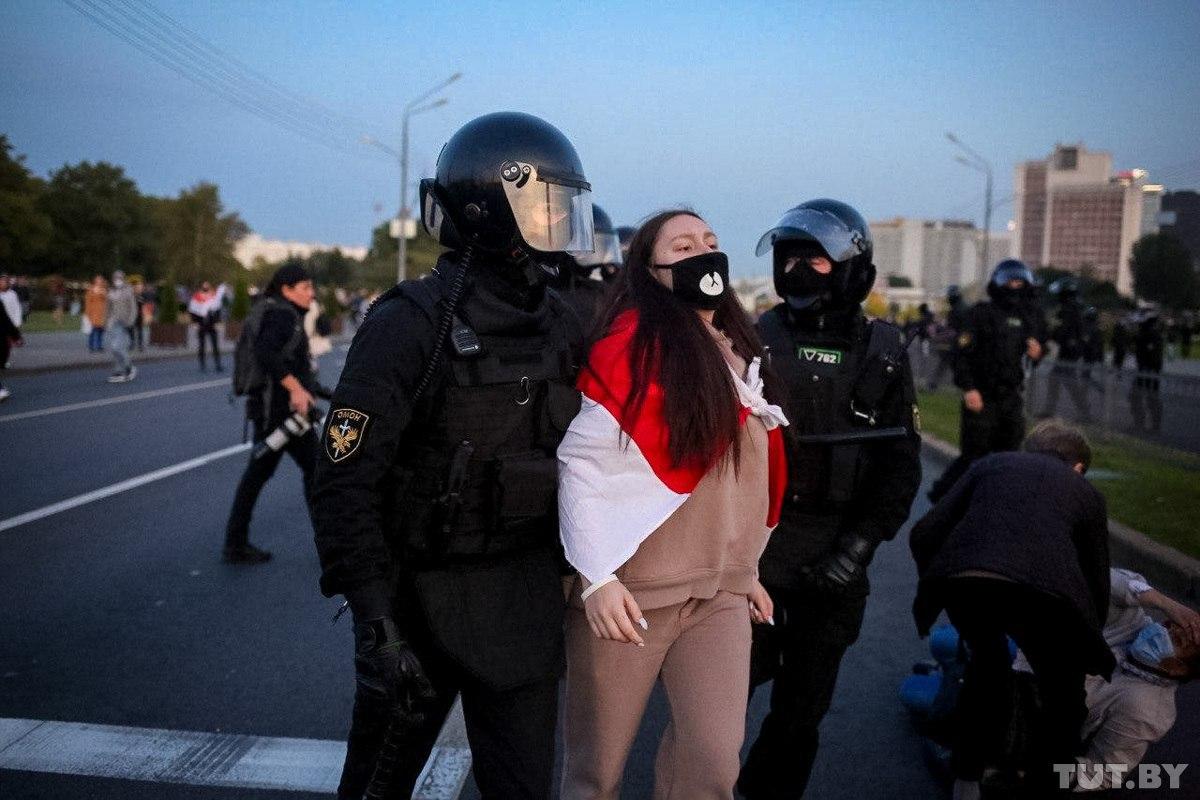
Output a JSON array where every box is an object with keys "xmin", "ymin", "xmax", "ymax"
[{"xmin": 0, "ymin": 133, "xmax": 445, "ymax": 298}]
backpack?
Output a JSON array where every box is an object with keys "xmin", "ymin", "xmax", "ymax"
[{"xmin": 231, "ymin": 296, "xmax": 303, "ymax": 397}]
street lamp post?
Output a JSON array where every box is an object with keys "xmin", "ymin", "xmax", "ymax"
[
  {"xmin": 946, "ymin": 132, "xmax": 995, "ymax": 285},
  {"xmin": 364, "ymin": 72, "xmax": 461, "ymax": 283}
]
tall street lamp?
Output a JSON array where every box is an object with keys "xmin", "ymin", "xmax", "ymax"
[
  {"xmin": 364, "ymin": 71, "xmax": 461, "ymax": 283},
  {"xmin": 946, "ymin": 131, "xmax": 995, "ymax": 285}
]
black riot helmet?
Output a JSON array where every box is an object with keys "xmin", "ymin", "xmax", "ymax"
[
  {"xmin": 987, "ymin": 258, "xmax": 1036, "ymax": 305},
  {"xmin": 946, "ymin": 284, "xmax": 963, "ymax": 305},
  {"xmin": 1049, "ymin": 276, "xmax": 1080, "ymax": 303},
  {"xmin": 572, "ymin": 204, "xmax": 622, "ymax": 276},
  {"xmin": 604, "ymin": 225, "xmax": 636, "ymax": 282},
  {"xmin": 419, "ymin": 112, "xmax": 595, "ymax": 258},
  {"xmin": 756, "ymin": 198, "xmax": 875, "ymax": 313}
]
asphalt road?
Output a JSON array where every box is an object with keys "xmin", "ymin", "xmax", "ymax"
[{"xmin": 1, "ymin": 356, "xmax": 1197, "ymax": 799}]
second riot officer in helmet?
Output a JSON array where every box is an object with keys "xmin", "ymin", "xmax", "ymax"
[
  {"xmin": 550, "ymin": 203, "xmax": 621, "ymax": 330},
  {"xmin": 312, "ymin": 111, "xmax": 593, "ymax": 799},
  {"xmin": 739, "ymin": 199, "xmax": 922, "ymax": 798},
  {"xmin": 928, "ymin": 258, "xmax": 1043, "ymax": 501}
]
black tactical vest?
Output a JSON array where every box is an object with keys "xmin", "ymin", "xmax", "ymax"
[
  {"xmin": 757, "ymin": 305, "xmax": 908, "ymax": 512},
  {"xmin": 384, "ymin": 279, "xmax": 582, "ymax": 564}
]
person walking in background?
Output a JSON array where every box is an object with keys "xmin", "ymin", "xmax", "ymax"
[
  {"xmin": 0, "ymin": 283, "xmax": 22, "ymax": 401},
  {"xmin": 105, "ymin": 270, "xmax": 138, "ymax": 383},
  {"xmin": 84, "ymin": 275, "xmax": 108, "ymax": 352},
  {"xmin": 1130, "ymin": 310, "xmax": 1164, "ymax": 433},
  {"xmin": 0, "ymin": 274, "xmax": 23, "ymax": 333},
  {"xmin": 224, "ymin": 264, "xmax": 321, "ymax": 564},
  {"xmin": 1111, "ymin": 314, "xmax": 1130, "ymax": 371},
  {"xmin": 302, "ymin": 293, "xmax": 332, "ymax": 376},
  {"xmin": 129, "ymin": 276, "xmax": 147, "ymax": 351},
  {"xmin": 188, "ymin": 281, "xmax": 222, "ymax": 372},
  {"xmin": 910, "ymin": 421, "xmax": 1113, "ymax": 798}
]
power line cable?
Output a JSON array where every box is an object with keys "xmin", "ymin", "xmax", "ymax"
[
  {"xmin": 81, "ymin": 0, "xmax": 365, "ymax": 154},
  {"xmin": 63, "ymin": 0, "xmax": 385, "ymax": 160},
  {"xmin": 119, "ymin": 0, "xmax": 375, "ymax": 141}
]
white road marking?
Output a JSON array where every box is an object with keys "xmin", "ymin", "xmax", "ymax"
[
  {"xmin": 0, "ymin": 379, "xmax": 228, "ymax": 423},
  {"xmin": 0, "ymin": 702, "xmax": 471, "ymax": 797},
  {"xmin": 0, "ymin": 443, "xmax": 251, "ymax": 533}
]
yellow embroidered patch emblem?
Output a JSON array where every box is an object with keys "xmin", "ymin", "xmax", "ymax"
[{"xmin": 326, "ymin": 408, "xmax": 369, "ymax": 462}]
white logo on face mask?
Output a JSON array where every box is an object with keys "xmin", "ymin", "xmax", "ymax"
[{"xmin": 700, "ymin": 272, "xmax": 724, "ymax": 296}]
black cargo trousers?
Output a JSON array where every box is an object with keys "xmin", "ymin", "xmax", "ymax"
[
  {"xmin": 338, "ymin": 552, "xmax": 561, "ymax": 800},
  {"xmin": 739, "ymin": 520, "xmax": 870, "ymax": 799}
]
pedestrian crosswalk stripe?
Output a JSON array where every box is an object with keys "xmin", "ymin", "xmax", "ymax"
[
  {"xmin": 0, "ymin": 707, "xmax": 472, "ymax": 798},
  {"xmin": 0, "ymin": 378, "xmax": 227, "ymax": 423}
]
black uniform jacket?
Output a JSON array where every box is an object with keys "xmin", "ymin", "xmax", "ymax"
[
  {"xmin": 250, "ymin": 298, "xmax": 315, "ymax": 425},
  {"xmin": 757, "ymin": 305, "xmax": 922, "ymax": 581},
  {"xmin": 953, "ymin": 300, "xmax": 1033, "ymax": 398},
  {"xmin": 910, "ymin": 451, "xmax": 1114, "ymax": 677}
]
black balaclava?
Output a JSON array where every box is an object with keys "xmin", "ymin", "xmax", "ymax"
[{"xmin": 774, "ymin": 241, "xmax": 859, "ymax": 330}]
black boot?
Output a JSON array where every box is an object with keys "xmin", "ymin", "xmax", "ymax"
[{"xmin": 222, "ymin": 543, "xmax": 272, "ymax": 564}]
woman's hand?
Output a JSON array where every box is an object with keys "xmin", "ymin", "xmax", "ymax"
[
  {"xmin": 748, "ymin": 581, "xmax": 775, "ymax": 625},
  {"xmin": 583, "ymin": 580, "xmax": 646, "ymax": 646}
]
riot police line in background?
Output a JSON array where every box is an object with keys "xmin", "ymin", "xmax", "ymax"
[
  {"xmin": 312, "ymin": 111, "xmax": 593, "ymax": 798},
  {"xmin": 739, "ymin": 200, "xmax": 923, "ymax": 798}
]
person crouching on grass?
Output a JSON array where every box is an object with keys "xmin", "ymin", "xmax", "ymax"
[
  {"xmin": 557, "ymin": 209, "xmax": 788, "ymax": 800},
  {"xmin": 909, "ymin": 420, "xmax": 1114, "ymax": 798}
]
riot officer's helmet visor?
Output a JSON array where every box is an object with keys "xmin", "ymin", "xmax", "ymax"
[
  {"xmin": 754, "ymin": 207, "xmax": 867, "ymax": 262},
  {"xmin": 501, "ymin": 161, "xmax": 595, "ymax": 254},
  {"xmin": 574, "ymin": 231, "xmax": 623, "ymax": 267}
]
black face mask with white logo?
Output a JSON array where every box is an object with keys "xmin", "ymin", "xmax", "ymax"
[{"xmin": 658, "ymin": 251, "xmax": 729, "ymax": 310}]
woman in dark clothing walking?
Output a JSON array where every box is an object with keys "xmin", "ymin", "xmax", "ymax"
[
  {"xmin": 910, "ymin": 421, "xmax": 1114, "ymax": 799},
  {"xmin": 223, "ymin": 264, "xmax": 324, "ymax": 564}
]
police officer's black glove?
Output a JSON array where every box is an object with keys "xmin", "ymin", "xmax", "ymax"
[
  {"xmin": 352, "ymin": 616, "xmax": 436, "ymax": 713},
  {"xmin": 808, "ymin": 535, "xmax": 877, "ymax": 593}
]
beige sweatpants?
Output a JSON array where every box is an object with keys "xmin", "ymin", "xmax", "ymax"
[{"xmin": 561, "ymin": 590, "xmax": 752, "ymax": 800}]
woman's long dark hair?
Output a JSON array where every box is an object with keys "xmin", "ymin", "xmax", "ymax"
[{"xmin": 591, "ymin": 209, "xmax": 782, "ymax": 473}]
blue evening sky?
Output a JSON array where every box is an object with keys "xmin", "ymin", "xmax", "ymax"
[{"xmin": 3, "ymin": 0, "xmax": 1198, "ymax": 276}]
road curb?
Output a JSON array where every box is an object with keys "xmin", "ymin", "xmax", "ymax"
[
  {"xmin": 920, "ymin": 432, "xmax": 1200, "ymax": 603},
  {"xmin": 8, "ymin": 349, "xmax": 197, "ymax": 375}
]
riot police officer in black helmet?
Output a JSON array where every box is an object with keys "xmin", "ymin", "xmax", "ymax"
[
  {"xmin": 550, "ymin": 203, "xmax": 621, "ymax": 329},
  {"xmin": 928, "ymin": 258, "xmax": 1044, "ymax": 501},
  {"xmin": 739, "ymin": 199, "xmax": 922, "ymax": 799},
  {"xmin": 312, "ymin": 111, "xmax": 593, "ymax": 799},
  {"xmin": 1039, "ymin": 277, "xmax": 1092, "ymax": 420},
  {"xmin": 607, "ymin": 225, "xmax": 636, "ymax": 282}
]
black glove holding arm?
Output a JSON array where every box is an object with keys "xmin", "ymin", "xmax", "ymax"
[
  {"xmin": 346, "ymin": 583, "xmax": 436, "ymax": 713},
  {"xmin": 808, "ymin": 534, "xmax": 878, "ymax": 593}
]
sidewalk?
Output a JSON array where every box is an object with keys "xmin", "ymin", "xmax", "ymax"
[
  {"xmin": 8, "ymin": 327, "xmax": 353, "ymax": 374},
  {"xmin": 8, "ymin": 330, "xmax": 201, "ymax": 374},
  {"xmin": 921, "ymin": 432, "xmax": 1200, "ymax": 605}
]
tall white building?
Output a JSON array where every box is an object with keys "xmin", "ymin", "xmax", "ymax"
[
  {"xmin": 1012, "ymin": 143, "xmax": 1162, "ymax": 295},
  {"xmin": 870, "ymin": 217, "xmax": 1013, "ymax": 301}
]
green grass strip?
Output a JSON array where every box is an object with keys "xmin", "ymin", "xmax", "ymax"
[{"xmin": 917, "ymin": 389, "xmax": 1200, "ymax": 560}]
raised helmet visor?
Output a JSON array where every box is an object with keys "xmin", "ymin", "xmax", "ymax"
[{"xmin": 755, "ymin": 206, "xmax": 869, "ymax": 262}]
